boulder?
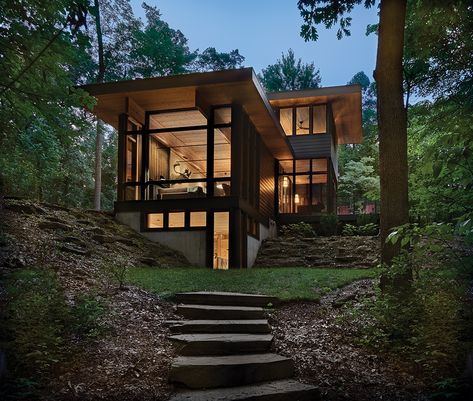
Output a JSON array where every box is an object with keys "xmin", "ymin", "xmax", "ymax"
[{"xmin": 38, "ymin": 221, "xmax": 73, "ymax": 232}]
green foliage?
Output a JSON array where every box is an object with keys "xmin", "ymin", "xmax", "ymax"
[
  {"xmin": 258, "ymin": 49, "xmax": 321, "ymax": 92},
  {"xmin": 342, "ymin": 223, "xmax": 378, "ymax": 236},
  {"xmin": 193, "ymin": 47, "xmax": 245, "ymax": 72},
  {"xmin": 100, "ymin": 255, "xmax": 132, "ymax": 289},
  {"xmin": 338, "ymin": 156, "xmax": 380, "ymax": 210},
  {"xmin": 317, "ymin": 213, "xmax": 339, "ymax": 236},
  {"xmin": 280, "ymin": 222, "xmax": 315, "ymax": 238},
  {"xmin": 347, "ymin": 223, "xmax": 473, "ymax": 393},
  {"xmin": 0, "ymin": 269, "xmax": 108, "ymax": 398},
  {"xmin": 298, "ymin": 1, "xmax": 376, "ymax": 41}
]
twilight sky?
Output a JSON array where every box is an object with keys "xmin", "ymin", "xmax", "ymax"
[{"xmin": 130, "ymin": 0, "xmax": 379, "ymax": 87}]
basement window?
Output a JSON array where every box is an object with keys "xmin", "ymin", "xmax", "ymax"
[{"xmin": 147, "ymin": 213, "xmax": 164, "ymax": 229}]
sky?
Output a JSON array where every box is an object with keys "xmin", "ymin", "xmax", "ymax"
[{"xmin": 129, "ymin": 0, "xmax": 379, "ymax": 87}]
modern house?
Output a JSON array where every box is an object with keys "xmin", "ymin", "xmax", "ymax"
[{"xmin": 82, "ymin": 68, "xmax": 362, "ymax": 269}]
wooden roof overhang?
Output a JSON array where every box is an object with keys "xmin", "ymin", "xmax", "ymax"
[
  {"xmin": 80, "ymin": 68, "xmax": 293, "ymax": 159},
  {"xmin": 267, "ymin": 85, "xmax": 363, "ymax": 144}
]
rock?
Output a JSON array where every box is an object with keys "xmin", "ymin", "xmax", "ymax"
[
  {"xmin": 85, "ymin": 226, "xmax": 106, "ymax": 235},
  {"xmin": 115, "ymin": 237, "xmax": 135, "ymax": 247},
  {"xmin": 59, "ymin": 244, "xmax": 90, "ymax": 256},
  {"xmin": 91, "ymin": 234, "xmax": 114, "ymax": 244},
  {"xmin": 5, "ymin": 202, "xmax": 46, "ymax": 215},
  {"xmin": 77, "ymin": 219, "xmax": 92, "ymax": 225},
  {"xmin": 59, "ymin": 236, "xmax": 87, "ymax": 247},
  {"xmin": 139, "ymin": 256, "xmax": 160, "ymax": 267},
  {"xmin": 39, "ymin": 221, "xmax": 73, "ymax": 232}
]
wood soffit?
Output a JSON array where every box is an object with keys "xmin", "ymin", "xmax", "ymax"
[{"xmin": 80, "ymin": 69, "xmax": 362, "ymax": 158}]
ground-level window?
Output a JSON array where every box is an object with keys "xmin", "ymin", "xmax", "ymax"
[
  {"xmin": 213, "ymin": 212, "xmax": 229, "ymax": 270},
  {"xmin": 168, "ymin": 212, "xmax": 185, "ymax": 228},
  {"xmin": 147, "ymin": 213, "xmax": 164, "ymax": 228},
  {"xmin": 190, "ymin": 211, "xmax": 206, "ymax": 227}
]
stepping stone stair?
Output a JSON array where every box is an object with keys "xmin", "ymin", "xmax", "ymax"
[{"xmin": 167, "ymin": 291, "xmax": 319, "ymax": 401}]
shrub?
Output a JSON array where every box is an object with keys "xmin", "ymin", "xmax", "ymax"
[
  {"xmin": 356, "ymin": 213, "xmax": 378, "ymax": 226},
  {"xmin": 0, "ymin": 269, "xmax": 108, "ymax": 398},
  {"xmin": 317, "ymin": 213, "xmax": 338, "ymax": 236},
  {"xmin": 100, "ymin": 255, "xmax": 132, "ymax": 290},
  {"xmin": 343, "ymin": 223, "xmax": 379, "ymax": 236},
  {"xmin": 345, "ymin": 223, "xmax": 473, "ymax": 397},
  {"xmin": 280, "ymin": 222, "xmax": 315, "ymax": 238}
]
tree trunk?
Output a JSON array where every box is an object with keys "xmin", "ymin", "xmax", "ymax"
[
  {"xmin": 93, "ymin": 0, "xmax": 105, "ymax": 210},
  {"xmin": 375, "ymin": 0, "xmax": 409, "ymax": 267}
]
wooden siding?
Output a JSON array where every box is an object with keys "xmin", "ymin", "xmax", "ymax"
[
  {"xmin": 259, "ymin": 141, "xmax": 275, "ymax": 222},
  {"xmin": 288, "ymin": 134, "xmax": 332, "ymax": 159}
]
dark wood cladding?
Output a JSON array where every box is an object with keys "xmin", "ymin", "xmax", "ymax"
[
  {"xmin": 259, "ymin": 141, "xmax": 275, "ymax": 222},
  {"xmin": 288, "ymin": 134, "xmax": 332, "ymax": 159}
]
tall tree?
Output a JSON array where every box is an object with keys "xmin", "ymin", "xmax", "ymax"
[
  {"xmin": 91, "ymin": 0, "xmax": 105, "ymax": 210},
  {"xmin": 259, "ymin": 49, "xmax": 321, "ymax": 92},
  {"xmin": 298, "ymin": 0, "xmax": 409, "ymax": 267},
  {"xmin": 193, "ymin": 47, "xmax": 245, "ymax": 72}
]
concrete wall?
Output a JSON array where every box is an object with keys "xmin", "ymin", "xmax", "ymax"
[
  {"xmin": 115, "ymin": 212, "xmax": 206, "ymax": 266},
  {"xmin": 247, "ymin": 220, "xmax": 275, "ymax": 267}
]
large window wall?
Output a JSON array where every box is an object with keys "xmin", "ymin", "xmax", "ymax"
[
  {"xmin": 278, "ymin": 158, "xmax": 335, "ymax": 214},
  {"xmin": 119, "ymin": 106, "xmax": 232, "ymax": 201},
  {"xmin": 279, "ymin": 104, "xmax": 327, "ymax": 136}
]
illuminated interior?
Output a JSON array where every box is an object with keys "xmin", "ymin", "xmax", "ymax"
[
  {"xmin": 278, "ymin": 158, "xmax": 330, "ymax": 214},
  {"xmin": 279, "ymin": 104, "xmax": 327, "ymax": 136},
  {"xmin": 213, "ymin": 212, "xmax": 229, "ymax": 269}
]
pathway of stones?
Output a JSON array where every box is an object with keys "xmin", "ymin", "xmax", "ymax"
[{"xmin": 166, "ymin": 291, "xmax": 320, "ymax": 401}]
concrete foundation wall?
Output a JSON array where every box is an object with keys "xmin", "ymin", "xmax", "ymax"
[
  {"xmin": 115, "ymin": 212, "xmax": 206, "ymax": 266},
  {"xmin": 247, "ymin": 221, "xmax": 273, "ymax": 268}
]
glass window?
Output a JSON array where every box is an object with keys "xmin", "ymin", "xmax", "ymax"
[
  {"xmin": 312, "ymin": 158, "xmax": 327, "ymax": 172},
  {"xmin": 279, "ymin": 160, "xmax": 294, "ymax": 173},
  {"xmin": 190, "ymin": 212, "xmax": 206, "ymax": 227},
  {"xmin": 150, "ymin": 109, "xmax": 206, "ymax": 129},
  {"xmin": 214, "ymin": 181, "xmax": 231, "ymax": 197},
  {"xmin": 312, "ymin": 174, "xmax": 327, "ymax": 184},
  {"xmin": 214, "ymin": 127, "xmax": 231, "ymax": 178},
  {"xmin": 279, "ymin": 108, "xmax": 293, "ymax": 135},
  {"xmin": 278, "ymin": 175, "xmax": 293, "ymax": 214},
  {"xmin": 313, "ymin": 105, "xmax": 327, "ymax": 134},
  {"xmin": 169, "ymin": 212, "xmax": 185, "ymax": 228},
  {"xmin": 294, "ymin": 175, "xmax": 310, "ymax": 213},
  {"xmin": 214, "ymin": 107, "xmax": 231, "ymax": 124},
  {"xmin": 311, "ymin": 183, "xmax": 327, "ymax": 212},
  {"xmin": 214, "ymin": 212, "xmax": 229, "ymax": 269},
  {"xmin": 147, "ymin": 213, "xmax": 164, "ymax": 228},
  {"xmin": 295, "ymin": 159, "xmax": 311, "ymax": 173},
  {"xmin": 296, "ymin": 107, "xmax": 310, "ymax": 135}
]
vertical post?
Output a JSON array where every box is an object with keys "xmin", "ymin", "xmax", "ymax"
[
  {"xmin": 207, "ymin": 108, "xmax": 214, "ymax": 197},
  {"xmin": 231, "ymin": 104, "xmax": 242, "ymax": 198},
  {"xmin": 206, "ymin": 212, "xmax": 214, "ymax": 268},
  {"xmin": 117, "ymin": 113, "xmax": 128, "ymax": 201},
  {"xmin": 140, "ymin": 112, "xmax": 150, "ymax": 200}
]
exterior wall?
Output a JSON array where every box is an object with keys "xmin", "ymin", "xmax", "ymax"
[
  {"xmin": 247, "ymin": 222, "xmax": 271, "ymax": 268},
  {"xmin": 115, "ymin": 211, "xmax": 206, "ymax": 266},
  {"xmin": 288, "ymin": 134, "xmax": 332, "ymax": 159},
  {"xmin": 259, "ymin": 143, "xmax": 275, "ymax": 221}
]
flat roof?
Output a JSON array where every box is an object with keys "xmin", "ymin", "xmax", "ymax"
[
  {"xmin": 267, "ymin": 85, "xmax": 363, "ymax": 144},
  {"xmin": 80, "ymin": 68, "xmax": 363, "ymax": 160},
  {"xmin": 81, "ymin": 68, "xmax": 294, "ymax": 159}
]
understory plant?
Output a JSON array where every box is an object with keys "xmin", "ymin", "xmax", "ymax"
[
  {"xmin": 0, "ymin": 269, "xmax": 107, "ymax": 399},
  {"xmin": 342, "ymin": 223, "xmax": 379, "ymax": 236},
  {"xmin": 280, "ymin": 222, "xmax": 315, "ymax": 238},
  {"xmin": 345, "ymin": 223, "xmax": 473, "ymax": 398},
  {"xmin": 317, "ymin": 213, "xmax": 338, "ymax": 236}
]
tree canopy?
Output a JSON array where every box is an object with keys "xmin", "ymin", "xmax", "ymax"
[{"xmin": 259, "ymin": 49, "xmax": 321, "ymax": 92}]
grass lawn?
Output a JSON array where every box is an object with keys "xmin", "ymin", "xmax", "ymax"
[{"xmin": 127, "ymin": 267, "xmax": 378, "ymax": 302}]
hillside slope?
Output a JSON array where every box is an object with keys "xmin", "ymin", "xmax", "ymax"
[{"xmin": 0, "ymin": 197, "xmax": 191, "ymax": 401}]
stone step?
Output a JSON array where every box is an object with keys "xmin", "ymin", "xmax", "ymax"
[
  {"xmin": 177, "ymin": 304, "xmax": 265, "ymax": 320},
  {"xmin": 175, "ymin": 291, "xmax": 279, "ymax": 307},
  {"xmin": 169, "ymin": 354, "xmax": 294, "ymax": 389},
  {"xmin": 169, "ymin": 333, "xmax": 273, "ymax": 356},
  {"xmin": 169, "ymin": 379, "xmax": 320, "ymax": 401},
  {"xmin": 168, "ymin": 320, "xmax": 271, "ymax": 334}
]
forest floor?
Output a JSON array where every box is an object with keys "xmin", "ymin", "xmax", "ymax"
[{"xmin": 0, "ymin": 197, "xmax": 450, "ymax": 401}]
